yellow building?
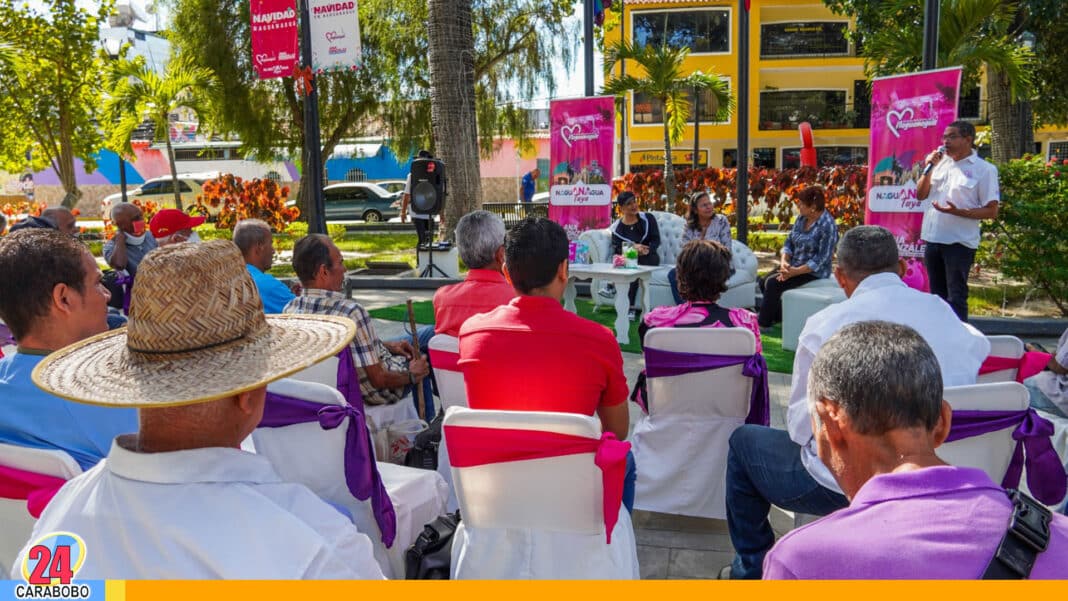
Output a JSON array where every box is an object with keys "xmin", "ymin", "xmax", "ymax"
[{"xmin": 613, "ymin": 0, "xmax": 1068, "ymax": 171}]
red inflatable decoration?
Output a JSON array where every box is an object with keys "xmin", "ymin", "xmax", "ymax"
[{"xmin": 798, "ymin": 121, "xmax": 817, "ymax": 168}]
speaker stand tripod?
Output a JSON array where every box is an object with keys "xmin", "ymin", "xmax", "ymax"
[{"xmin": 419, "ymin": 219, "xmax": 450, "ymax": 278}]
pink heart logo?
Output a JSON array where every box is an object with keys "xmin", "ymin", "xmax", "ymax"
[
  {"xmin": 560, "ymin": 124, "xmax": 581, "ymax": 147},
  {"xmin": 885, "ymin": 107, "xmax": 913, "ymax": 139}
]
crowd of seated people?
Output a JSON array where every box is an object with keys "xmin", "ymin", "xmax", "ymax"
[{"xmin": 3, "ymin": 199, "xmax": 1067, "ymax": 581}]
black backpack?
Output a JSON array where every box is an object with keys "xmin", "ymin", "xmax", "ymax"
[
  {"xmin": 404, "ymin": 411, "xmax": 443, "ymax": 470},
  {"xmin": 404, "ymin": 510, "xmax": 460, "ymax": 579}
]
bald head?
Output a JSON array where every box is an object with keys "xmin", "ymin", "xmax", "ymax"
[
  {"xmin": 42, "ymin": 207, "xmax": 76, "ymax": 236},
  {"xmin": 110, "ymin": 202, "xmax": 144, "ymax": 235}
]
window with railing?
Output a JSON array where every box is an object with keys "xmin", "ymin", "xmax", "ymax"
[
  {"xmin": 173, "ymin": 148, "xmax": 225, "ymax": 161},
  {"xmin": 632, "ymin": 9, "xmax": 730, "ymax": 54},
  {"xmin": 759, "ymin": 90, "xmax": 849, "ymax": 130},
  {"xmin": 782, "ymin": 146, "xmax": 868, "ymax": 170},
  {"xmin": 959, "ymin": 86, "xmax": 981, "ymax": 120},
  {"xmin": 1049, "ymin": 141, "xmax": 1068, "ymax": 163},
  {"xmin": 345, "ymin": 168, "xmax": 367, "ymax": 182},
  {"xmin": 760, "ymin": 22, "xmax": 850, "ymax": 58},
  {"xmin": 633, "ymin": 84, "xmax": 732, "ymax": 126}
]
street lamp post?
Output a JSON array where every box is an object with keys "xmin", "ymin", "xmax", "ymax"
[
  {"xmin": 692, "ymin": 83, "xmax": 700, "ymax": 170},
  {"xmin": 103, "ymin": 37, "xmax": 129, "ymax": 205}
]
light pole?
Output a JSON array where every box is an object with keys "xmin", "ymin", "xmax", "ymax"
[
  {"xmin": 103, "ymin": 37, "xmax": 129, "ymax": 204},
  {"xmin": 299, "ymin": 0, "xmax": 326, "ymax": 234},
  {"xmin": 692, "ymin": 81, "xmax": 701, "ymax": 170},
  {"xmin": 922, "ymin": 0, "xmax": 939, "ymax": 70},
  {"xmin": 735, "ymin": 0, "xmax": 750, "ymax": 245}
]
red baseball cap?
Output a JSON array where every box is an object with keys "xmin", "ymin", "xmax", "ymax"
[{"xmin": 149, "ymin": 209, "xmax": 206, "ymax": 238}]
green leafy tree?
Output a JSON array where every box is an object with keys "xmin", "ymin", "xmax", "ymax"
[
  {"xmin": 601, "ymin": 41, "xmax": 734, "ymax": 207},
  {"xmin": 825, "ymin": 0, "xmax": 1036, "ymax": 163},
  {"xmin": 0, "ymin": 0, "xmax": 112, "ymax": 208},
  {"xmin": 103, "ymin": 54, "xmax": 216, "ymax": 209}
]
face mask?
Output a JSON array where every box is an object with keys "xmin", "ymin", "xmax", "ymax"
[
  {"xmin": 187, "ymin": 231, "xmax": 201, "ymax": 244},
  {"xmin": 124, "ymin": 232, "xmax": 146, "ymax": 245},
  {"xmin": 131, "ymin": 219, "xmax": 146, "ymax": 236}
]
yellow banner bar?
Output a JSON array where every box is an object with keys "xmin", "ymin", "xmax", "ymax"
[{"xmin": 630, "ymin": 149, "xmax": 708, "ymax": 166}]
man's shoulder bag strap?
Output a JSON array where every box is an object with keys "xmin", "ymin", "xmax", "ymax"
[{"xmin": 982, "ymin": 489, "xmax": 1053, "ymax": 579}]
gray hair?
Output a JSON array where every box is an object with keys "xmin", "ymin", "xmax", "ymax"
[
  {"xmin": 836, "ymin": 225, "xmax": 899, "ymax": 281},
  {"xmin": 233, "ymin": 219, "xmax": 272, "ymax": 254},
  {"xmin": 110, "ymin": 202, "xmax": 137, "ymax": 221},
  {"xmin": 808, "ymin": 321, "xmax": 943, "ymax": 436},
  {"xmin": 455, "ymin": 210, "xmax": 506, "ymax": 269}
]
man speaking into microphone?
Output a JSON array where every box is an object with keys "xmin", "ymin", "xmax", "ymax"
[{"xmin": 917, "ymin": 120, "xmax": 1000, "ymax": 321}]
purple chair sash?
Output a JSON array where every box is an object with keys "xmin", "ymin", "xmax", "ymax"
[
  {"xmin": 114, "ymin": 273, "xmax": 133, "ymax": 315},
  {"xmin": 260, "ymin": 346, "xmax": 397, "ymax": 547},
  {"xmin": 643, "ymin": 347, "xmax": 770, "ymax": 426},
  {"xmin": 946, "ymin": 408, "xmax": 1067, "ymax": 506},
  {"xmin": 0, "ymin": 324, "xmax": 14, "ymax": 347}
]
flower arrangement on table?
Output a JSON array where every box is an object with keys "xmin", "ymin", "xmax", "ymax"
[{"xmin": 612, "ymin": 245, "xmax": 639, "ymax": 269}]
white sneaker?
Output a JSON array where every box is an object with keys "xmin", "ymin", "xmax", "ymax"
[{"xmin": 598, "ymin": 283, "xmax": 616, "ymax": 299}]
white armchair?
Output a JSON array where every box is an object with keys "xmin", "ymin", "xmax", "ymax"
[{"xmin": 577, "ymin": 211, "xmax": 757, "ymax": 310}]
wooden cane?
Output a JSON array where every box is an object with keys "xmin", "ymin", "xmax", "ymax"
[{"xmin": 406, "ymin": 299, "xmax": 426, "ymax": 421}]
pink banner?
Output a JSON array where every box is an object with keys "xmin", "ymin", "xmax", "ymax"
[
  {"xmin": 865, "ymin": 67, "xmax": 962, "ymax": 291},
  {"xmin": 250, "ymin": 0, "xmax": 299, "ymax": 79},
  {"xmin": 549, "ymin": 97, "xmax": 614, "ymax": 239}
]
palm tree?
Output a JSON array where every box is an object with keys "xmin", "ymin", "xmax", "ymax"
[
  {"xmin": 104, "ymin": 54, "xmax": 215, "ymax": 209},
  {"xmin": 602, "ymin": 40, "xmax": 733, "ymax": 207},
  {"xmin": 858, "ymin": 0, "xmax": 1033, "ymax": 162}
]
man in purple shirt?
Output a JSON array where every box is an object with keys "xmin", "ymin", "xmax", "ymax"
[{"xmin": 764, "ymin": 321, "xmax": 1068, "ymax": 579}]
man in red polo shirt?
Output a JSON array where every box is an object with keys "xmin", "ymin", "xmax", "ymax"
[
  {"xmin": 433, "ymin": 211, "xmax": 514, "ymax": 337},
  {"xmin": 458, "ymin": 217, "xmax": 630, "ymax": 441}
]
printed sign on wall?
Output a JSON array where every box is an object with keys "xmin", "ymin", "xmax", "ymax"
[{"xmin": 308, "ymin": 0, "xmax": 362, "ymax": 72}]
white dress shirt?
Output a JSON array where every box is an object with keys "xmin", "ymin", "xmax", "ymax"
[
  {"xmin": 786, "ymin": 273, "xmax": 991, "ymax": 492},
  {"xmin": 920, "ymin": 151, "xmax": 1000, "ymax": 249},
  {"xmin": 13, "ymin": 436, "xmax": 385, "ymax": 580}
]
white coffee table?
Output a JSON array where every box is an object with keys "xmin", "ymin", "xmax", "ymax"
[{"xmin": 564, "ymin": 263, "xmax": 659, "ymax": 345}]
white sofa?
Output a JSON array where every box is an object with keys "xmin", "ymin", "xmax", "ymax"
[{"xmin": 578, "ymin": 211, "xmax": 758, "ymax": 310}]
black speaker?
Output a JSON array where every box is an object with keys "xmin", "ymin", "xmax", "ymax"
[{"xmin": 410, "ymin": 158, "xmax": 446, "ymax": 215}]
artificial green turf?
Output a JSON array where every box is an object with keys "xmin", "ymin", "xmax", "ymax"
[{"xmin": 369, "ymin": 300, "xmax": 797, "ymax": 373}]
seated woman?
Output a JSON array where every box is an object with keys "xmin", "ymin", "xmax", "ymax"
[
  {"xmin": 640, "ymin": 239, "xmax": 761, "ymax": 351},
  {"xmin": 668, "ymin": 191, "xmax": 733, "ymax": 304},
  {"xmin": 602, "ymin": 191, "xmax": 661, "ymax": 320},
  {"xmin": 757, "ymin": 185, "xmax": 837, "ymax": 328}
]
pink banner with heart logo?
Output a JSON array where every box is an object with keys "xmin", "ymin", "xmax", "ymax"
[
  {"xmin": 865, "ymin": 67, "xmax": 962, "ymax": 292},
  {"xmin": 250, "ymin": 0, "xmax": 299, "ymax": 80},
  {"xmin": 549, "ymin": 97, "xmax": 615, "ymax": 239}
]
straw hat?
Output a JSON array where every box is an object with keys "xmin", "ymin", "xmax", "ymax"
[{"xmin": 32, "ymin": 240, "xmax": 355, "ymax": 408}]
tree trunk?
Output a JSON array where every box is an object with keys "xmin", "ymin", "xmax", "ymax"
[
  {"xmin": 165, "ymin": 133, "xmax": 182, "ymax": 210},
  {"xmin": 988, "ymin": 70, "xmax": 1034, "ymax": 164},
  {"xmin": 57, "ymin": 100, "xmax": 80, "ymax": 209},
  {"xmin": 428, "ymin": 0, "xmax": 483, "ymax": 241},
  {"xmin": 662, "ymin": 113, "xmax": 674, "ymax": 211}
]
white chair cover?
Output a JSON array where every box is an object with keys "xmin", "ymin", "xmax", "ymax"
[
  {"xmin": 428, "ymin": 334, "xmax": 467, "ymax": 512},
  {"xmin": 254, "ymin": 378, "xmax": 448, "ymax": 579},
  {"xmin": 0, "ymin": 443, "xmax": 81, "ymax": 576},
  {"xmin": 444, "ymin": 407, "xmax": 639, "ymax": 580},
  {"xmin": 291, "ymin": 355, "xmax": 420, "ymax": 447},
  {"xmin": 978, "ymin": 335, "xmax": 1026, "ymax": 384},
  {"xmin": 631, "ymin": 327, "xmax": 756, "ymax": 519},
  {"xmin": 940, "ymin": 382, "xmax": 1029, "ymax": 484}
]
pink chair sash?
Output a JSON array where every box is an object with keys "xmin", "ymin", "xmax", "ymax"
[
  {"xmin": 979, "ymin": 352, "xmax": 1051, "ymax": 383},
  {"xmin": 0, "ymin": 464, "xmax": 66, "ymax": 518},
  {"xmin": 443, "ymin": 425, "xmax": 631, "ymax": 543},
  {"xmin": 428, "ymin": 348, "xmax": 460, "ymax": 372}
]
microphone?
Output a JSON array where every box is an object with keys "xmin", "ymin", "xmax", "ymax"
[{"xmin": 922, "ymin": 146, "xmax": 946, "ymax": 176}]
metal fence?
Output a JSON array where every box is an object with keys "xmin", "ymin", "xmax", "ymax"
[{"xmin": 482, "ymin": 201, "xmax": 550, "ymax": 229}]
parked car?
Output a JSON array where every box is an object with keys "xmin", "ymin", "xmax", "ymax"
[
  {"xmin": 376, "ymin": 179, "xmax": 407, "ymax": 195},
  {"xmin": 286, "ymin": 182, "xmax": 402, "ymax": 223},
  {"xmin": 101, "ymin": 173, "xmax": 215, "ymax": 218}
]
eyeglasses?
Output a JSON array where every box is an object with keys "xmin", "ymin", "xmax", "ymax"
[{"xmin": 942, "ymin": 133, "xmax": 963, "ymax": 141}]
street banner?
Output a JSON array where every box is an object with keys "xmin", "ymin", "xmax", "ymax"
[
  {"xmin": 308, "ymin": 0, "xmax": 362, "ymax": 72},
  {"xmin": 865, "ymin": 66, "xmax": 963, "ymax": 292},
  {"xmin": 249, "ymin": 0, "xmax": 299, "ymax": 79},
  {"xmin": 549, "ymin": 97, "xmax": 615, "ymax": 239}
]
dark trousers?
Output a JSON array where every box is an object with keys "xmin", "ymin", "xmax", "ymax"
[
  {"xmin": 627, "ymin": 253, "xmax": 660, "ymax": 309},
  {"xmin": 924, "ymin": 242, "xmax": 975, "ymax": 321},
  {"xmin": 413, "ymin": 218, "xmax": 431, "ymax": 247},
  {"xmin": 757, "ymin": 272, "xmax": 818, "ymax": 327}
]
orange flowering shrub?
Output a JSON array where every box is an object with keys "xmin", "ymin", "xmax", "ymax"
[
  {"xmin": 193, "ymin": 174, "xmax": 299, "ymax": 231},
  {"xmin": 1, "ymin": 201, "xmax": 46, "ymax": 229},
  {"xmin": 613, "ymin": 165, "xmax": 869, "ymax": 229}
]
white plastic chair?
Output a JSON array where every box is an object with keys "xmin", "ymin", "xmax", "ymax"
[
  {"xmin": 254, "ymin": 378, "xmax": 448, "ymax": 579},
  {"xmin": 631, "ymin": 327, "xmax": 756, "ymax": 519},
  {"xmin": 428, "ymin": 334, "xmax": 467, "ymax": 511},
  {"xmin": 443, "ymin": 406, "xmax": 639, "ymax": 580},
  {"xmin": 291, "ymin": 354, "xmax": 420, "ymax": 448},
  {"xmin": 939, "ymin": 382, "xmax": 1029, "ymax": 484},
  {"xmin": 977, "ymin": 335, "xmax": 1026, "ymax": 384},
  {"xmin": 0, "ymin": 443, "xmax": 81, "ymax": 576}
]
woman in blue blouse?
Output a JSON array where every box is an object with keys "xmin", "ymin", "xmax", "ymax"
[{"xmin": 757, "ymin": 186, "xmax": 838, "ymax": 327}]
